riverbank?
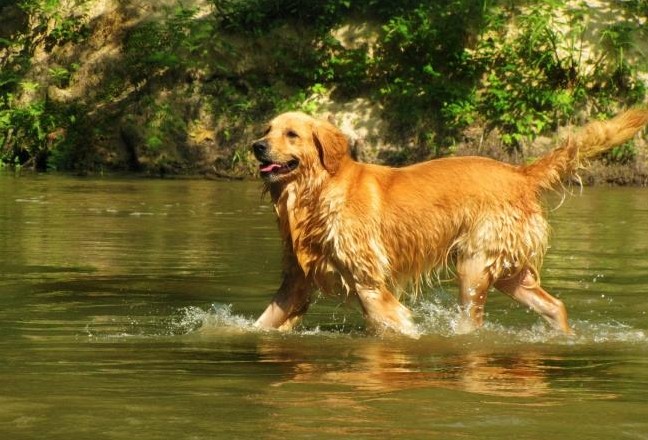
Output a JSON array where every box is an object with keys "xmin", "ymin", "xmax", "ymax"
[{"xmin": 1, "ymin": 1, "xmax": 647, "ymax": 181}]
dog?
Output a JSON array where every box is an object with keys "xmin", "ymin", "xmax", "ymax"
[{"xmin": 251, "ymin": 109, "xmax": 648, "ymax": 337}]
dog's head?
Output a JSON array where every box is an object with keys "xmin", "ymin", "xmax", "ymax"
[{"xmin": 251, "ymin": 112, "xmax": 349, "ymax": 183}]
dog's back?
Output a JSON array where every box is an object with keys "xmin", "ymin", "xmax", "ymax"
[
  {"xmin": 376, "ymin": 156, "xmax": 547, "ymax": 286},
  {"xmin": 359, "ymin": 109, "xmax": 648, "ymax": 288}
]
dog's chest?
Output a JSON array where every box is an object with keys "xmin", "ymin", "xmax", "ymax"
[{"xmin": 275, "ymin": 186, "xmax": 351, "ymax": 287}]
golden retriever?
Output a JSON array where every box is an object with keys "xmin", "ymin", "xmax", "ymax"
[{"xmin": 251, "ymin": 109, "xmax": 648, "ymax": 337}]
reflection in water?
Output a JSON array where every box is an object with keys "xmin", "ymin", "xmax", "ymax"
[
  {"xmin": 256, "ymin": 338, "xmax": 551, "ymax": 397},
  {"xmin": 246, "ymin": 333, "xmax": 627, "ymax": 437}
]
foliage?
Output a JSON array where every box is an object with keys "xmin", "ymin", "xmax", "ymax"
[
  {"xmin": 368, "ymin": 1, "xmax": 486, "ymax": 154},
  {"xmin": 0, "ymin": 0, "xmax": 646, "ymax": 172},
  {"xmin": 124, "ymin": 5, "xmax": 206, "ymax": 77},
  {"xmin": 452, "ymin": 1, "xmax": 646, "ymax": 152},
  {"xmin": 209, "ymin": 0, "xmax": 488, "ymax": 160},
  {"xmin": 212, "ymin": 0, "xmax": 645, "ymax": 161},
  {"xmin": 0, "ymin": 0, "xmax": 90, "ymax": 170}
]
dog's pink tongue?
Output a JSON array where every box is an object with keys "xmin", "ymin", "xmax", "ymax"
[{"xmin": 260, "ymin": 163, "xmax": 282, "ymax": 173}]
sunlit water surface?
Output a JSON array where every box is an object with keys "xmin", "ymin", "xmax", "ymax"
[{"xmin": 1, "ymin": 173, "xmax": 648, "ymax": 439}]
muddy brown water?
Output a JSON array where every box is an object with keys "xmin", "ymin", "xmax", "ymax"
[{"xmin": 1, "ymin": 173, "xmax": 648, "ymax": 439}]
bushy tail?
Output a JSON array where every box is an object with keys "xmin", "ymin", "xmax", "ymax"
[{"xmin": 523, "ymin": 108, "xmax": 648, "ymax": 189}]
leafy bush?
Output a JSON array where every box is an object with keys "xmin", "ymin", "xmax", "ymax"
[
  {"xmin": 456, "ymin": 2, "xmax": 646, "ymax": 153},
  {"xmin": 215, "ymin": 0, "xmax": 645, "ymax": 161},
  {"xmin": 1, "ymin": 0, "xmax": 645, "ymax": 172},
  {"xmin": 0, "ymin": 0, "xmax": 90, "ymax": 170}
]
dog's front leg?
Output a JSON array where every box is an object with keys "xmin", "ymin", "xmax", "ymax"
[
  {"xmin": 356, "ymin": 286, "xmax": 420, "ymax": 338},
  {"xmin": 255, "ymin": 263, "xmax": 312, "ymax": 331}
]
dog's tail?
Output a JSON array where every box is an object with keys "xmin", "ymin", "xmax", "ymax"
[{"xmin": 523, "ymin": 108, "xmax": 648, "ymax": 190}]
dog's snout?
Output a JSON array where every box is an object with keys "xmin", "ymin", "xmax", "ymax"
[{"xmin": 252, "ymin": 139, "xmax": 268, "ymax": 158}]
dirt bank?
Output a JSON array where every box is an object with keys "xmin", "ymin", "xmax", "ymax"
[{"xmin": 1, "ymin": 1, "xmax": 646, "ymax": 182}]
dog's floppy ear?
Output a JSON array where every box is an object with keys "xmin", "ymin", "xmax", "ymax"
[{"xmin": 312, "ymin": 119, "xmax": 349, "ymax": 175}]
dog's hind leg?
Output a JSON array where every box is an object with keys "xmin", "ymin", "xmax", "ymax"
[
  {"xmin": 456, "ymin": 256, "xmax": 494, "ymax": 334},
  {"xmin": 494, "ymin": 268, "xmax": 573, "ymax": 334},
  {"xmin": 356, "ymin": 286, "xmax": 420, "ymax": 338}
]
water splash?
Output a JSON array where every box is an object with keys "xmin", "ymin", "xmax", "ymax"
[
  {"xmin": 413, "ymin": 298, "xmax": 464, "ymax": 337},
  {"xmin": 169, "ymin": 304, "xmax": 358, "ymax": 338},
  {"xmin": 169, "ymin": 304, "xmax": 255, "ymax": 335},
  {"xmin": 88, "ymin": 299, "xmax": 647, "ymax": 346},
  {"xmin": 571, "ymin": 321, "xmax": 647, "ymax": 344},
  {"xmin": 166, "ymin": 300, "xmax": 648, "ymax": 346},
  {"xmin": 412, "ymin": 297, "xmax": 648, "ymax": 345}
]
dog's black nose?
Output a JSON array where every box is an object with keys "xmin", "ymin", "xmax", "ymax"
[{"xmin": 252, "ymin": 140, "xmax": 267, "ymax": 157}]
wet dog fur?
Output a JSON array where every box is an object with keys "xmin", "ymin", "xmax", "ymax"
[{"xmin": 251, "ymin": 109, "xmax": 648, "ymax": 337}]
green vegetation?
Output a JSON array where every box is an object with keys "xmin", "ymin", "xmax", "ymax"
[
  {"xmin": 462, "ymin": 1, "xmax": 646, "ymax": 156},
  {"xmin": 0, "ymin": 0, "xmax": 646, "ymax": 176},
  {"xmin": 0, "ymin": 0, "xmax": 90, "ymax": 171}
]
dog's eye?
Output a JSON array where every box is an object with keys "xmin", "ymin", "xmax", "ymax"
[{"xmin": 286, "ymin": 130, "xmax": 299, "ymax": 139}]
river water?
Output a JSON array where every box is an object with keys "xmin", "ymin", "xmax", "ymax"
[{"xmin": 1, "ymin": 173, "xmax": 648, "ymax": 439}]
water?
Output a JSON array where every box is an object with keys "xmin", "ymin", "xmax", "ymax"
[{"xmin": 1, "ymin": 173, "xmax": 648, "ymax": 439}]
